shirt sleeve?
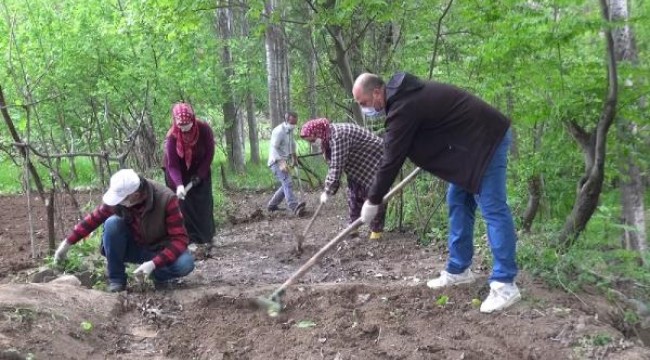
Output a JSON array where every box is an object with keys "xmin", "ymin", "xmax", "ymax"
[
  {"xmin": 151, "ymin": 197, "xmax": 190, "ymax": 268},
  {"xmin": 197, "ymin": 123, "xmax": 215, "ymax": 180},
  {"xmin": 324, "ymin": 133, "xmax": 348, "ymax": 196},
  {"xmin": 66, "ymin": 204, "xmax": 114, "ymax": 244},
  {"xmin": 164, "ymin": 136, "xmax": 183, "ymax": 188},
  {"xmin": 268, "ymin": 127, "xmax": 282, "ymax": 164},
  {"xmin": 368, "ymin": 104, "xmax": 421, "ymax": 204}
]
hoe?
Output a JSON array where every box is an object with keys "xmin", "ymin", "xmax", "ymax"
[{"xmin": 256, "ymin": 167, "xmax": 421, "ymax": 317}]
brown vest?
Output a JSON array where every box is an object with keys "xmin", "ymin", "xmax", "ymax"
[{"xmin": 115, "ymin": 179, "xmax": 175, "ymax": 250}]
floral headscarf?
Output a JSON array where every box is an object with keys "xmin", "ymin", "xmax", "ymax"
[
  {"xmin": 167, "ymin": 102, "xmax": 199, "ymax": 169},
  {"xmin": 300, "ymin": 118, "xmax": 332, "ymax": 159}
]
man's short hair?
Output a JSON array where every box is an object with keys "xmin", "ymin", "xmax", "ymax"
[
  {"xmin": 285, "ymin": 111, "xmax": 298, "ymax": 121},
  {"xmin": 361, "ymin": 74, "xmax": 385, "ymax": 94}
]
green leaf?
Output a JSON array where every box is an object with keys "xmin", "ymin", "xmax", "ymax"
[
  {"xmin": 80, "ymin": 320, "xmax": 93, "ymax": 332},
  {"xmin": 435, "ymin": 295, "xmax": 449, "ymax": 307},
  {"xmin": 296, "ymin": 320, "xmax": 317, "ymax": 328}
]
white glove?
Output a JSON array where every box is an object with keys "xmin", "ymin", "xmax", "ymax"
[
  {"xmin": 320, "ymin": 192, "xmax": 328, "ymax": 204},
  {"xmin": 360, "ymin": 200, "xmax": 379, "ymax": 223},
  {"xmin": 54, "ymin": 240, "xmax": 71, "ymax": 264},
  {"xmin": 278, "ymin": 160, "xmax": 289, "ymax": 173},
  {"xmin": 134, "ymin": 261, "xmax": 156, "ymax": 278},
  {"xmin": 176, "ymin": 185, "xmax": 186, "ymax": 200}
]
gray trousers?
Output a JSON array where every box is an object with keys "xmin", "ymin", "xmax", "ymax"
[{"xmin": 268, "ymin": 162, "xmax": 299, "ymax": 210}]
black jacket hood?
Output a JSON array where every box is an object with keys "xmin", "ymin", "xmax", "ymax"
[{"xmin": 386, "ymin": 72, "xmax": 426, "ymax": 106}]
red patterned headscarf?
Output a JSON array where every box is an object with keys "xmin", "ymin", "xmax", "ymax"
[
  {"xmin": 167, "ymin": 102, "xmax": 199, "ymax": 169},
  {"xmin": 300, "ymin": 118, "xmax": 331, "ymax": 160}
]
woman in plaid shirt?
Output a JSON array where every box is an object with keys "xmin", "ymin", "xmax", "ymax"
[{"xmin": 300, "ymin": 118, "xmax": 387, "ymax": 240}]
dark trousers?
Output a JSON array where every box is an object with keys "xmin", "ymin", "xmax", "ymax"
[{"xmin": 347, "ymin": 179, "xmax": 386, "ymax": 232}]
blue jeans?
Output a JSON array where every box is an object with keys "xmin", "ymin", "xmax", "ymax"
[
  {"xmin": 268, "ymin": 162, "xmax": 299, "ymax": 210},
  {"xmin": 102, "ymin": 216, "xmax": 195, "ymax": 285},
  {"xmin": 445, "ymin": 128, "xmax": 518, "ymax": 283}
]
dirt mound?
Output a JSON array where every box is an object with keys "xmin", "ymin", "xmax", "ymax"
[{"xmin": 0, "ymin": 282, "xmax": 121, "ymax": 359}]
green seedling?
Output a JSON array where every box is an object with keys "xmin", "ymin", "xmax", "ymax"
[
  {"xmin": 296, "ymin": 320, "xmax": 317, "ymax": 328},
  {"xmin": 436, "ymin": 295, "xmax": 449, "ymax": 307},
  {"xmin": 80, "ymin": 320, "xmax": 93, "ymax": 332}
]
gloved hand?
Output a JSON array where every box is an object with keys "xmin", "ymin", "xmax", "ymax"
[
  {"xmin": 278, "ymin": 160, "xmax": 289, "ymax": 173},
  {"xmin": 320, "ymin": 192, "xmax": 328, "ymax": 204},
  {"xmin": 134, "ymin": 261, "xmax": 156, "ymax": 278},
  {"xmin": 190, "ymin": 176, "xmax": 201, "ymax": 187},
  {"xmin": 176, "ymin": 185, "xmax": 186, "ymax": 200},
  {"xmin": 360, "ymin": 200, "xmax": 379, "ymax": 223},
  {"xmin": 54, "ymin": 240, "xmax": 71, "ymax": 264}
]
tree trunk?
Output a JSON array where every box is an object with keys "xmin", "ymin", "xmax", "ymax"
[
  {"xmin": 246, "ymin": 93, "xmax": 260, "ymax": 165},
  {"xmin": 558, "ymin": 0, "xmax": 618, "ymax": 248},
  {"xmin": 522, "ymin": 175, "xmax": 542, "ymax": 233},
  {"xmin": 264, "ymin": 0, "xmax": 290, "ymax": 127},
  {"xmin": 317, "ymin": 0, "xmax": 362, "ymax": 124},
  {"xmin": 306, "ymin": 9, "xmax": 319, "ymax": 153},
  {"xmin": 620, "ymin": 161, "xmax": 647, "ymax": 253},
  {"xmin": 0, "ymin": 86, "xmax": 46, "ymax": 199},
  {"xmin": 217, "ymin": 3, "xmax": 245, "ymax": 172},
  {"xmin": 307, "ymin": 26, "xmax": 318, "ymax": 120},
  {"xmin": 328, "ymin": 25, "xmax": 363, "ymax": 124},
  {"xmin": 521, "ymin": 121, "xmax": 545, "ymax": 233},
  {"xmin": 134, "ymin": 111, "xmax": 158, "ymax": 170},
  {"xmin": 241, "ymin": 14, "xmax": 260, "ymax": 165},
  {"xmin": 610, "ymin": 0, "xmax": 647, "ymax": 256}
]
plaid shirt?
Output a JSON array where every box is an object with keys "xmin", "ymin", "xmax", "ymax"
[
  {"xmin": 65, "ymin": 197, "xmax": 188, "ymax": 268},
  {"xmin": 325, "ymin": 123, "xmax": 383, "ymax": 195}
]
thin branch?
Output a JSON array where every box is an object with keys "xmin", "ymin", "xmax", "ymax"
[
  {"xmin": 555, "ymin": 261, "xmax": 589, "ymax": 308},
  {"xmin": 593, "ymin": 0, "xmax": 618, "ymax": 172},
  {"xmin": 0, "ymin": 93, "xmax": 64, "ymax": 110},
  {"xmin": 304, "ymin": 0, "xmax": 318, "ymax": 13},
  {"xmin": 344, "ymin": 15, "xmax": 377, "ymax": 53},
  {"xmin": 13, "ymin": 143, "xmax": 118, "ymax": 161},
  {"xmin": 564, "ymin": 120, "xmax": 591, "ymax": 149},
  {"xmin": 380, "ymin": 15, "xmax": 406, "ymax": 72},
  {"xmin": 428, "ymin": 0, "xmax": 454, "ymax": 79},
  {"xmin": 193, "ymin": 0, "xmax": 249, "ymax": 12},
  {"xmin": 439, "ymin": 30, "xmax": 484, "ymax": 38}
]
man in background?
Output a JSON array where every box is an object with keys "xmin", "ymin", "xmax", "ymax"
[{"xmin": 267, "ymin": 111, "xmax": 306, "ymax": 217}]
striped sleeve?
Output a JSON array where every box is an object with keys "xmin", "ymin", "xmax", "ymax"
[
  {"xmin": 66, "ymin": 204, "xmax": 114, "ymax": 244},
  {"xmin": 152, "ymin": 197, "xmax": 189, "ymax": 268}
]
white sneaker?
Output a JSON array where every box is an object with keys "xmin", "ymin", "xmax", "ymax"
[
  {"xmin": 480, "ymin": 282, "xmax": 521, "ymax": 313},
  {"xmin": 426, "ymin": 269, "xmax": 476, "ymax": 289}
]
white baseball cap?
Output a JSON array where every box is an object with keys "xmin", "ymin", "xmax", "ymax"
[{"xmin": 102, "ymin": 169, "xmax": 141, "ymax": 206}]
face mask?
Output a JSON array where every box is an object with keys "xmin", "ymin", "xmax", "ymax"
[
  {"xmin": 120, "ymin": 193, "xmax": 141, "ymax": 207},
  {"xmin": 361, "ymin": 107, "xmax": 382, "ymax": 117},
  {"xmin": 313, "ymin": 138, "xmax": 322, "ymax": 147},
  {"xmin": 285, "ymin": 123, "xmax": 296, "ymax": 131},
  {"xmin": 178, "ymin": 123, "xmax": 193, "ymax": 132},
  {"xmin": 360, "ymin": 94, "xmax": 385, "ymax": 118}
]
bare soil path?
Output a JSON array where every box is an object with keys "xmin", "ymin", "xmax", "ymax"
[{"xmin": 0, "ymin": 190, "xmax": 648, "ymax": 359}]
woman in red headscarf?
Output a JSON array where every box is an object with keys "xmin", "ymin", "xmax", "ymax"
[
  {"xmin": 300, "ymin": 118, "xmax": 387, "ymax": 240},
  {"xmin": 163, "ymin": 102, "xmax": 216, "ymax": 246}
]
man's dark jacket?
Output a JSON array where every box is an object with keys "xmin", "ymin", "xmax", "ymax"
[{"xmin": 368, "ymin": 72, "xmax": 510, "ymax": 204}]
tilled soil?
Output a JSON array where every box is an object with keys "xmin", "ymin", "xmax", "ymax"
[{"xmin": 0, "ymin": 190, "xmax": 649, "ymax": 359}]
